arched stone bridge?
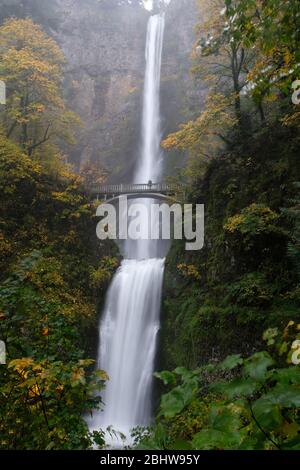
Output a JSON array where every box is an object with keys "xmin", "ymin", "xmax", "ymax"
[{"xmin": 90, "ymin": 182, "xmax": 183, "ymax": 203}]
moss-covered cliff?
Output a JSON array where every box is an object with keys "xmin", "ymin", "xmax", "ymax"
[{"xmin": 159, "ymin": 121, "xmax": 300, "ymax": 371}]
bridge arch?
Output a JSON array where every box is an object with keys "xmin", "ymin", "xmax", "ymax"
[{"xmin": 96, "ymin": 192, "xmax": 181, "ymax": 205}]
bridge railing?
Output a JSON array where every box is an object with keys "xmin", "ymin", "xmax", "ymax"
[{"xmin": 90, "ymin": 182, "xmax": 182, "ymax": 195}]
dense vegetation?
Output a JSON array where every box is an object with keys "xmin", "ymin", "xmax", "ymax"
[
  {"xmin": 0, "ymin": 18, "xmax": 118, "ymax": 450},
  {"xmin": 0, "ymin": 0, "xmax": 300, "ymax": 452},
  {"xmin": 140, "ymin": 0, "xmax": 300, "ymax": 450}
]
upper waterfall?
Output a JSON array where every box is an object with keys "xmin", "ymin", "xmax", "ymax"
[{"xmin": 134, "ymin": 14, "xmax": 165, "ymax": 183}]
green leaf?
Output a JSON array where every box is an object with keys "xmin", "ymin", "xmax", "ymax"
[
  {"xmin": 212, "ymin": 377, "xmax": 260, "ymax": 399},
  {"xmin": 263, "ymin": 384, "xmax": 300, "ymax": 408},
  {"xmin": 174, "ymin": 367, "xmax": 200, "ymax": 381},
  {"xmin": 154, "ymin": 371, "xmax": 176, "ymax": 386},
  {"xmin": 209, "ymin": 405, "xmax": 242, "ymax": 431},
  {"xmin": 192, "ymin": 428, "xmax": 244, "ymax": 450},
  {"xmin": 273, "ymin": 367, "xmax": 300, "ymax": 385},
  {"xmin": 218, "ymin": 354, "xmax": 243, "ymax": 371},
  {"xmin": 252, "ymin": 398, "xmax": 283, "ymax": 430},
  {"xmin": 243, "ymin": 351, "xmax": 274, "ymax": 381},
  {"xmin": 159, "ymin": 380, "xmax": 198, "ymax": 418}
]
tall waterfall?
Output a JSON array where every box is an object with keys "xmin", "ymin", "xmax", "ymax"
[
  {"xmin": 89, "ymin": 13, "xmax": 166, "ymax": 443},
  {"xmin": 135, "ymin": 14, "xmax": 165, "ymax": 184}
]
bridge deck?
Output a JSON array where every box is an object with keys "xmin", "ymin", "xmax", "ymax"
[{"xmin": 90, "ymin": 183, "xmax": 181, "ymax": 196}]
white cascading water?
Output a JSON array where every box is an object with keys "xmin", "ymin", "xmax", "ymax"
[
  {"xmin": 89, "ymin": 13, "xmax": 167, "ymax": 443},
  {"xmin": 135, "ymin": 13, "xmax": 165, "ymax": 184}
]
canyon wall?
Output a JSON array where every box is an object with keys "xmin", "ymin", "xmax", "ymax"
[
  {"xmin": 0, "ymin": 0, "xmax": 203, "ymax": 181},
  {"xmin": 56, "ymin": 0, "xmax": 201, "ymax": 181}
]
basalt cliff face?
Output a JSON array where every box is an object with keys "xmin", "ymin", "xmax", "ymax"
[
  {"xmin": 0, "ymin": 0, "xmax": 203, "ymax": 180},
  {"xmin": 55, "ymin": 0, "xmax": 200, "ymax": 181}
]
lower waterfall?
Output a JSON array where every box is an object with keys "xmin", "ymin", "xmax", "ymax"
[{"xmin": 97, "ymin": 258, "xmax": 165, "ymax": 439}]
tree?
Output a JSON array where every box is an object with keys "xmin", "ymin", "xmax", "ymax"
[
  {"xmin": 0, "ymin": 18, "xmax": 80, "ymax": 158},
  {"xmin": 194, "ymin": 0, "xmax": 300, "ymax": 123},
  {"xmin": 193, "ymin": 0, "xmax": 256, "ymax": 126},
  {"xmin": 161, "ymin": 0, "xmax": 254, "ymax": 180},
  {"xmin": 162, "ymin": 0, "xmax": 300, "ymax": 180},
  {"xmin": 244, "ymin": 0, "xmax": 300, "ymax": 116},
  {"xmin": 80, "ymin": 161, "xmax": 109, "ymax": 189},
  {"xmin": 162, "ymin": 93, "xmax": 237, "ymax": 177}
]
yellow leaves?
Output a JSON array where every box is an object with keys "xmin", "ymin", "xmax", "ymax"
[
  {"xmin": 55, "ymin": 165, "xmax": 81, "ymax": 182},
  {"xmin": 32, "ymin": 363, "xmax": 44, "ymax": 373},
  {"xmin": 94, "ymin": 369, "xmax": 109, "ymax": 382},
  {"xmin": 28, "ymin": 384, "xmax": 40, "ymax": 398},
  {"xmin": 71, "ymin": 367, "xmax": 86, "ymax": 386},
  {"xmin": 49, "ymin": 427, "xmax": 67, "ymax": 441},
  {"xmin": 224, "ymin": 204, "xmax": 279, "ymax": 235},
  {"xmin": 9, "ymin": 358, "xmax": 34, "ymax": 369},
  {"xmin": 32, "ymin": 104, "xmax": 45, "ymax": 114},
  {"xmin": 177, "ymin": 264, "xmax": 201, "ymax": 282},
  {"xmin": 90, "ymin": 268, "xmax": 112, "ymax": 290},
  {"xmin": 224, "ymin": 214, "xmax": 245, "ymax": 234},
  {"xmin": 1, "ymin": 46, "xmax": 62, "ymax": 94},
  {"xmin": 51, "ymin": 190, "xmax": 83, "ymax": 206},
  {"xmin": 77, "ymin": 358, "xmax": 93, "ymax": 366},
  {"xmin": 161, "ymin": 93, "xmax": 236, "ymax": 158},
  {"xmin": 281, "ymin": 111, "xmax": 300, "ymax": 130},
  {"xmin": 0, "ymin": 17, "xmax": 79, "ymax": 160},
  {"xmin": 283, "ymin": 49, "xmax": 293, "ymax": 66},
  {"xmin": 42, "ymin": 327, "xmax": 49, "ymax": 337},
  {"xmin": 90, "ymin": 258, "xmax": 119, "ymax": 290},
  {"xmin": 51, "ymin": 191, "xmax": 69, "ymax": 202},
  {"xmin": 0, "ymin": 18, "xmax": 64, "ymax": 66},
  {"xmin": 8, "ymin": 358, "xmax": 34, "ymax": 379},
  {"xmin": 72, "ymin": 369, "xmax": 84, "ymax": 381}
]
